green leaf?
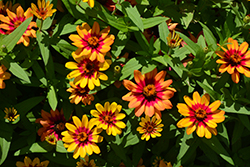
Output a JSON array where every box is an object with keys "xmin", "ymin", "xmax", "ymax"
[
  {"xmin": 142, "ymin": 16, "xmax": 168, "ymax": 29},
  {"xmin": 199, "ymin": 22, "xmax": 217, "ymax": 51},
  {"xmin": 202, "ymin": 137, "xmax": 234, "ymax": 165},
  {"xmin": 141, "ymin": 63, "xmax": 157, "ymax": 74},
  {"xmin": 232, "ymin": 121, "xmax": 244, "ymax": 144},
  {"xmin": 199, "ymin": 143, "xmax": 220, "ymax": 165},
  {"xmin": 177, "ymin": 130, "xmax": 193, "ymax": 161},
  {"xmin": 47, "ymin": 85, "xmax": 58, "ymax": 111},
  {"xmin": 182, "ymin": 12, "xmax": 194, "ymax": 29},
  {"xmin": 134, "ymin": 31, "xmax": 149, "ymax": 51},
  {"xmin": 52, "ymin": 39, "xmax": 77, "ymax": 59},
  {"xmin": 158, "ymin": 21, "xmax": 169, "ymax": 44},
  {"xmin": 238, "ymin": 114, "xmax": 250, "ymax": 131},
  {"xmin": 0, "ymin": 137, "xmax": 11, "ymax": 165},
  {"xmin": 124, "ymin": 133, "xmax": 139, "ymax": 147},
  {"xmin": 14, "ymin": 96, "xmax": 45, "ymax": 115},
  {"xmin": 111, "ymin": 31, "xmax": 130, "ymax": 58},
  {"xmin": 14, "ymin": 142, "xmax": 53, "ymax": 155},
  {"xmin": 122, "ymin": 2, "xmax": 144, "ymax": 32},
  {"xmin": 43, "ymin": 152, "xmax": 77, "ymax": 166},
  {"xmin": 222, "ymin": 102, "xmax": 250, "ymax": 115},
  {"xmin": 120, "ymin": 57, "xmax": 142, "ymax": 80},
  {"xmin": 197, "ymin": 81, "xmax": 221, "ymax": 101},
  {"xmin": 37, "ymin": 31, "xmax": 50, "ymax": 66},
  {"xmin": 164, "ymin": 55, "xmax": 184, "ymax": 78},
  {"xmin": 32, "ymin": 61, "xmax": 47, "ymax": 86},
  {"xmin": 6, "ymin": 61, "xmax": 31, "ymax": 83},
  {"xmin": 2, "ymin": 17, "xmax": 32, "ymax": 52},
  {"xmin": 56, "ymin": 140, "xmax": 68, "ymax": 153}
]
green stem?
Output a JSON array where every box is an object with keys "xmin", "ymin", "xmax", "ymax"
[{"xmin": 39, "ymin": 20, "xmax": 44, "ymax": 31}]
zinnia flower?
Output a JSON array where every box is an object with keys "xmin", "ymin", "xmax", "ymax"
[
  {"xmin": 67, "ymin": 81, "xmax": 94, "ymax": 105},
  {"xmin": 152, "ymin": 157, "xmax": 168, "ymax": 167},
  {"xmin": 90, "ymin": 102, "xmax": 126, "ymax": 136},
  {"xmin": 82, "ymin": 0, "xmax": 95, "ymax": 8},
  {"xmin": 31, "ymin": 0, "xmax": 57, "ymax": 20},
  {"xmin": 16, "ymin": 156, "xmax": 49, "ymax": 167},
  {"xmin": 167, "ymin": 30, "xmax": 182, "ymax": 48},
  {"xmin": 122, "ymin": 68, "xmax": 176, "ymax": 119},
  {"xmin": 35, "ymin": 108, "xmax": 67, "ymax": 141},
  {"xmin": 119, "ymin": 158, "xmax": 145, "ymax": 167},
  {"xmin": 216, "ymin": 37, "xmax": 250, "ymax": 83},
  {"xmin": 61, "ymin": 115, "xmax": 103, "ymax": 159},
  {"xmin": 177, "ymin": 91, "xmax": 225, "ymax": 139},
  {"xmin": 0, "ymin": 64, "xmax": 11, "ymax": 89},
  {"xmin": 0, "ymin": 6, "xmax": 37, "ymax": 46},
  {"xmin": 137, "ymin": 116, "xmax": 163, "ymax": 141},
  {"xmin": 45, "ymin": 134, "xmax": 57, "ymax": 145},
  {"xmin": 69, "ymin": 21, "xmax": 115, "ymax": 63},
  {"xmin": 4, "ymin": 107, "xmax": 19, "ymax": 122},
  {"xmin": 65, "ymin": 56, "xmax": 111, "ymax": 90},
  {"xmin": 76, "ymin": 155, "xmax": 97, "ymax": 167}
]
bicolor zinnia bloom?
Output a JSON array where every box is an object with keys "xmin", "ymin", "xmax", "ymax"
[
  {"xmin": 82, "ymin": 0, "xmax": 95, "ymax": 8},
  {"xmin": 90, "ymin": 102, "xmax": 126, "ymax": 136},
  {"xmin": 16, "ymin": 156, "xmax": 49, "ymax": 167},
  {"xmin": 76, "ymin": 155, "xmax": 97, "ymax": 167},
  {"xmin": 31, "ymin": 0, "xmax": 57, "ymax": 20},
  {"xmin": 67, "ymin": 81, "xmax": 94, "ymax": 105},
  {"xmin": 65, "ymin": 56, "xmax": 111, "ymax": 90},
  {"xmin": 61, "ymin": 115, "xmax": 103, "ymax": 159},
  {"xmin": 122, "ymin": 68, "xmax": 176, "ymax": 119},
  {"xmin": 4, "ymin": 107, "xmax": 19, "ymax": 122},
  {"xmin": 0, "ymin": 64, "xmax": 11, "ymax": 89},
  {"xmin": 216, "ymin": 37, "xmax": 250, "ymax": 83},
  {"xmin": 177, "ymin": 91, "xmax": 225, "ymax": 139},
  {"xmin": 137, "ymin": 116, "xmax": 163, "ymax": 141},
  {"xmin": 69, "ymin": 21, "xmax": 115, "ymax": 63},
  {"xmin": 35, "ymin": 108, "xmax": 68, "ymax": 141},
  {"xmin": 0, "ymin": 6, "xmax": 37, "ymax": 46},
  {"xmin": 152, "ymin": 157, "xmax": 169, "ymax": 167},
  {"xmin": 167, "ymin": 30, "xmax": 182, "ymax": 48}
]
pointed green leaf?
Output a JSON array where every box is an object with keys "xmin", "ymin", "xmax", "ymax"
[
  {"xmin": 0, "ymin": 137, "xmax": 11, "ymax": 165},
  {"xmin": 37, "ymin": 31, "xmax": 50, "ymax": 66},
  {"xmin": 47, "ymin": 85, "xmax": 58, "ymax": 111}
]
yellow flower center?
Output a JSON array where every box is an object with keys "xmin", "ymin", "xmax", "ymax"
[
  {"xmin": 55, "ymin": 122, "xmax": 65, "ymax": 131},
  {"xmin": 230, "ymin": 53, "xmax": 241, "ymax": 64},
  {"xmin": 77, "ymin": 132, "xmax": 88, "ymax": 142},
  {"xmin": 143, "ymin": 84, "xmax": 156, "ymax": 97},
  {"xmin": 14, "ymin": 20, "xmax": 22, "ymax": 28},
  {"xmin": 88, "ymin": 36, "xmax": 99, "ymax": 48},
  {"xmin": 146, "ymin": 124, "xmax": 154, "ymax": 133},
  {"xmin": 104, "ymin": 115, "xmax": 113, "ymax": 123},
  {"xmin": 195, "ymin": 109, "xmax": 207, "ymax": 120}
]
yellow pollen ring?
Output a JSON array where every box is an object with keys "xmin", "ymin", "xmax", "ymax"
[
  {"xmin": 195, "ymin": 109, "xmax": 207, "ymax": 120},
  {"xmin": 143, "ymin": 84, "xmax": 156, "ymax": 97},
  {"xmin": 230, "ymin": 53, "xmax": 241, "ymax": 64},
  {"xmin": 77, "ymin": 132, "xmax": 88, "ymax": 142},
  {"xmin": 88, "ymin": 36, "xmax": 99, "ymax": 47}
]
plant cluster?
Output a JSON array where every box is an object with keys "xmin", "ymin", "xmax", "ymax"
[{"xmin": 1, "ymin": 0, "xmax": 250, "ymax": 167}]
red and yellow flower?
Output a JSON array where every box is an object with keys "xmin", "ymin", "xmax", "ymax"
[
  {"xmin": 35, "ymin": 108, "xmax": 68, "ymax": 141},
  {"xmin": 69, "ymin": 21, "xmax": 115, "ymax": 63},
  {"xmin": 62, "ymin": 115, "xmax": 103, "ymax": 159},
  {"xmin": 4, "ymin": 107, "xmax": 19, "ymax": 122},
  {"xmin": 0, "ymin": 6, "xmax": 37, "ymax": 46},
  {"xmin": 137, "ymin": 116, "xmax": 163, "ymax": 141},
  {"xmin": 16, "ymin": 156, "xmax": 49, "ymax": 167},
  {"xmin": 177, "ymin": 91, "xmax": 225, "ymax": 139},
  {"xmin": 90, "ymin": 102, "xmax": 126, "ymax": 136},
  {"xmin": 67, "ymin": 81, "xmax": 95, "ymax": 105},
  {"xmin": 76, "ymin": 155, "xmax": 97, "ymax": 167},
  {"xmin": 65, "ymin": 56, "xmax": 111, "ymax": 90},
  {"xmin": 0, "ymin": 64, "xmax": 11, "ymax": 89},
  {"xmin": 31, "ymin": 0, "xmax": 57, "ymax": 20},
  {"xmin": 216, "ymin": 37, "xmax": 250, "ymax": 83},
  {"xmin": 122, "ymin": 68, "xmax": 176, "ymax": 119}
]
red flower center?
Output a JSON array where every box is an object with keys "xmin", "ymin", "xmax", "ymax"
[
  {"xmin": 80, "ymin": 61, "xmax": 97, "ymax": 74},
  {"xmin": 104, "ymin": 115, "xmax": 113, "ymax": 123},
  {"xmin": 143, "ymin": 84, "xmax": 156, "ymax": 97},
  {"xmin": 88, "ymin": 36, "xmax": 99, "ymax": 48},
  {"xmin": 55, "ymin": 122, "xmax": 65, "ymax": 131},
  {"xmin": 195, "ymin": 109, "xmax": 207, "ymax": 120},
  {"xmin": 77, "ymin": 132, "xmax": 88, "ymax": 142},
  {"xmin": 14, "ymin": 20, "xmax": 22, "ymax": 28},
  {"xmin": 146, "ymin": 124, "xmax": 154, "ymax": 133},
  {"xmin": 170, "ymin": 39, "xmax": 176, "ymax": 44},
  {"xmin": 230, "ymin": 53, "xmax": 241, "ymax": 65}
]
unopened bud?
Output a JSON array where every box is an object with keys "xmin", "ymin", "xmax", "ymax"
[{"xmin": 243, "ymin": 15, "xmax": 250, "ymax": 23}]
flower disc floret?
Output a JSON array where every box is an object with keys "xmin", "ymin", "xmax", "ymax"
[
  {"xmin": 122, "ymin": 68, "xmax": 176, "ymax": 119},
  {"xmin": 69, "ymin": 21, "xmax": 115, "ymax": 63},
  {"xmin": 90, "ymin": 101, "xmax": 126, "ymax": 136},
  {"xmin": 65, "ymin": 56, "xmax": 111, "ymax": 90},
  {"xmin": 216, "ymin": 37, "xmax": 250, "ymax": 83},
  {"xmin": 62, "ymin": 115, "xmax": 103, "ymax": 159},
  {"xmin": 177, "ymin": 91, "xmax": 225, "ymax": 139}
]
